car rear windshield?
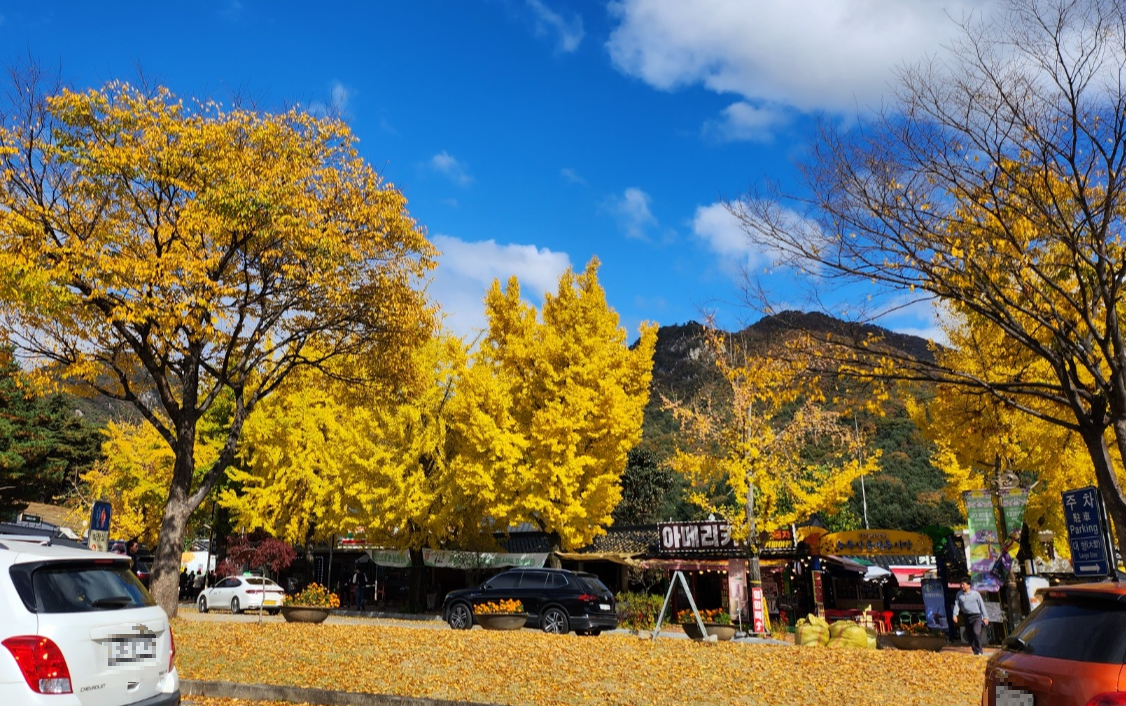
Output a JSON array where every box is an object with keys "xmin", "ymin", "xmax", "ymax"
[
  {"xmin": 10, "ymin": 560, "xmax": 155, "ymax": 613},
  {"xmin": 1009, "ymin": 596, "xmax": 1126, "ymax": 663},
  {"xmin": 579, "ymin": 575, "xmax": 612, "ymax": 595}
]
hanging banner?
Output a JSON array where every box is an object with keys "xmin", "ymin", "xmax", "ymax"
[
  {"xmin": 422, "ymin": 549, "xmax": 549, "ymax": 569},
  {"xmin": 819, "ymin": 529, "xmax": 932, "ymax": 556},
  {"xmin": 1000, "ymin": 489, "xmax": 1028, "ymax": 537},
  {"xmin": 367, "ymin": 549, "xmax": 411, "ymax": 567},
  {"xmin": 87, "ymin": 500, "xmax": 112, "ymax": 552},
  {"xmin": 963, "ymin": 490, "xmax": 1002, "ymax": 592},
  {"xmin": 367, "ymin": 549, "xmax": 550, "ymax": 569},
  {"xmin": 1062, "ymin": 486, "xmax": 1111, "ymax": 578}
]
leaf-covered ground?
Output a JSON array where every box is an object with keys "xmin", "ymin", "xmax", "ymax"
[{"xmin": 174, "ymin": 620, "xmax": 986, "ymax": 706}]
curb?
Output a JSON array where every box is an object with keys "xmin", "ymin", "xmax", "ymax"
[{"xmin": 181, "ymin": 680, "xmax": 498, "ymax": 706}]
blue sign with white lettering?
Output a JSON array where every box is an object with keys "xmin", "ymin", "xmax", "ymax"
[{"xmin": 1062, "ymin": 487, "xmax": 1110, "ymax": 577}]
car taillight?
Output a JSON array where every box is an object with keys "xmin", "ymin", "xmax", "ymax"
[
  {"xmin": 578, "ymin": 593, "xmax": 597, "ymax": 602},
  {"xmin": 245, "ymin": 589, "xmax": 262, "ymax": 594},
  {"xmin": 168, "ymin": 626, "xmax": 176, "ymax": 672},
  {"xmin": 2, "ymin": 636, "xmax": 73, "ymax": 694},
  {"xmin": 1086, "ymin": 694, "xmax": 1126, "ymax": 706}
]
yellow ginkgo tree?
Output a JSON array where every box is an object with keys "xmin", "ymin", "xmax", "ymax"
[
  {"xmin": 479, "ymin": 259, "xmax": 658, "ymax": 561},
  {"xmin": 0, "ymin": 74, "xmax": 435, "ymax": 615},
  {"xmin": 665, "ymin": 325, "xmax": 879, "ymax": 596},
  {"xmin": 224, "ymin": 334, "xmax": 524, "ymax": 603}
]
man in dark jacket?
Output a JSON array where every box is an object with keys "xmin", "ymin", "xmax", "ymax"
[{"xmin": 351, "ymin": 566, "xmax": 367, "ymax": 611}]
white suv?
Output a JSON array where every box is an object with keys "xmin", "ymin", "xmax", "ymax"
[{"xmin": 0, "ymin": 535, "xmax": 180, "ymax": 705}]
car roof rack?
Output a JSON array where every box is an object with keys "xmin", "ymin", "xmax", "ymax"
[{"xmin": 0, "ymin": 534, "xmax": 54, "ymax": 548}]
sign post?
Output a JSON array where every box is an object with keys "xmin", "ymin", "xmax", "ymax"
[
  {"xmin": 1062, "ymin": 486, "xmax": 1111, "ymax": 578},
  {"xmin": 750, "ymin": 586, "xmax": 766, "ymax": 634},
  {"xmin": 88, "ymin": 500, "xmax": 112, "ymax": 552}
]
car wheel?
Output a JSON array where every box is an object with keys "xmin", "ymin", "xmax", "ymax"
[
  {"xmin": 541, "ymin": 607, "xmax": 569, "ymax": 635},
  {"xmin": 447, "ymin": 602, "xmax": 472, "ymax": 630},
  {"xmin": 268, "ymin": 609, "xmax": 280, "ymax": 616},
  {"xmin": 231, "ymin": 597, "xmax": 241, "ymax": 615},
  {"xmin": 197, "ymin": 595, "xmax": 208, "ymax": 614}
]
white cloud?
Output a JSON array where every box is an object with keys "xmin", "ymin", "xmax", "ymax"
[
  {"xmin": 704, "ymin": 101, "xmax": 790, "ymax": 142},
  {"xmin": 309, "ymin": 80, "xmax": 353, "ymax": 118},
  {"xmin": 430, "ymin": 151, "xmax": 473, "ymax": 186},
  {"xmin": 429, "ymin": 235, "xmax": 572, "ymax": 337},
  {"xmin": 526, "ymin": 0, "xmax": 585, "ymax": 53},
  {"xmin": 607, "ymin": 0, "xmax": 995, "ymax": 137},
  {"xmin": 606, "ymin": 187, "xmax": 657, "ymax": 240},
  {"xmin": 561, "ymin": 167, "xmax": 586, "ymax": 185},
  {"xmin": 692, "ymin": 202, "xmax": 764, "ymax": 269}
]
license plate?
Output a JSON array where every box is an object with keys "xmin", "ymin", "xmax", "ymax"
[
  {"xmin": 996, "ymin": 685, "xmax": 1035, "ymax": 706},
  {"xmin": 264, "ymin": 600, "xmax": 277, "ymax": 606},
  {"xmin": 599, "ymin": 603, "xmax": 611, "ymax": 611},
  {"xmin": 108, "ymin": 637, "xmax": 156, "ymax": 666}
]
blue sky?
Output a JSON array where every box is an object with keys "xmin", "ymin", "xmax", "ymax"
[{"xmin": 0, "ymin": 0, "xmax": 993, "ymax": 342}]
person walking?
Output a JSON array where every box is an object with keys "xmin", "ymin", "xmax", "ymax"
[
  {"xmin": 351, "ymin": 566, "xmax": 367, "ymax": 612},
  {"xmin": 952, "ymin": 579, "xmax": 990, "ymax": 655}
]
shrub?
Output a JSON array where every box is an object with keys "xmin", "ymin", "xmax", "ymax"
[
  {"xmin": 616, "ymin": 592, "xmax": 664, "ymax": 631},
  {"xmin": 676, "ymin": 607, "xmax": 732, "ymax": 625}
]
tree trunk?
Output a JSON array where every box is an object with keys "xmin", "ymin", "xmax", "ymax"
[
  {"xmin": 746, "ymin": 479, "xmax": 764, "ymax": 634},
  {"xmin": 407, "ymin": 548, "xmax": 426, "ymax": 613},
  {"xmin": 150, "ymin": 491, "xmax": 194, "ymax": 618},
  {"xmin": 149, "ymin": 413, "xmax": 203, "ymax": 618},
  {"xmin": 1081, "ymin": 425, "xmax": 1126, "ymax": 563}
]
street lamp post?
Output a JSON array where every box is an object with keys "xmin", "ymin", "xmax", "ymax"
[{"xmin": 990, "ymin": 458, "xmax": 1024, "ymax": 636}]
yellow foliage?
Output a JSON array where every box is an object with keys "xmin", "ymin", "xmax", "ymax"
[
  {"xmin": 908, "ymin": 310, "xmax": 1121, "ymax": 556},
  {"xmin": 479, "ymin": 258, "xmax": 658, "ymax": 550},
  {"xmin": 75, "ymin": 419, "xmax": 222, "ymax": 545},
  {"xmin": 666, "ymin": 326, "xmax": 879, "ymax": 539}
]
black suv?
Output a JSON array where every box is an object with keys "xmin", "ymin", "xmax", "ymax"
[{"xmin": 442, "ymin": 567, "xmax": 617, "ymax": 635}]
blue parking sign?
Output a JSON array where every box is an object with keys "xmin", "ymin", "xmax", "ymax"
[{"xmin": 1062, "ymin": 487, "xmax": 1110, "ymax": 577}]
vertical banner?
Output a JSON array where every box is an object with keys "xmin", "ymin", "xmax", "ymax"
[
  {"xmin": 727, "ymin": 559, "xmax": 746, "ymax": 621},
  {"xmin": 921, "ymin": 579, "xmax": 949, "ymax": 630},
  {"xmin": 1000, "ymin": 489, "xmax": 1028, "ymax": 536},
  {"xmin": 811, "ymin": 570, "xmax": 825, "ymax": 616},
  {"xmin": 87, "ymin": 500, "xmax": 112, "ymax": 552},
  {"xmin": 963, "ymin": 490, "xmax": 1002, "ymax": 591},
  {"xmin": 1062, "ymin": 486, "xmax": 1111, "ymax": 578},
  {"xmin": 750, "ymin": 586, "xmax": 766, "ymax": 634}
]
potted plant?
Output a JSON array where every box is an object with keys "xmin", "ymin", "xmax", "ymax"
[
  {"xmin": 280, "ymin": 583, "xmax": 340, "ymax": 623},
  {"xmin": 678, "ymin": 608, "xmax": 737, "ymax": 641},
  {"xmin": 473, "ymin": 599, "xmax": 527, "ymax": 631},
  {"xmin": 885, "ymin": 621, "xmax": 948, "ymax": 651}
]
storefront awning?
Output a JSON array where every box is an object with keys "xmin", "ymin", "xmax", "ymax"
[
  {"xmin": 555, "ymin": 551, "xmax": 643, "ymax": 567},
  {"xmin": 640, "ymin": 558, "xmax": 734, "ymax": 572}
]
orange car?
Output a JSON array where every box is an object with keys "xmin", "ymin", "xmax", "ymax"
[{"xmin": 983, "ymin": 582, "xmax": 1126, "ymax": 706}]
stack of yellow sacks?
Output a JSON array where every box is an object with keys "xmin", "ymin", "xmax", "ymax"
[{"xmin": 795, "ymin": 613, "xmax": 877, "ymax": 649}]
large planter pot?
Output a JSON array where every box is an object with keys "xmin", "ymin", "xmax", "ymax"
[
  {"xmin": 279, "ymin": 606, "xmax": 331, "ymax": 624},
  {"xmin": 682, "ymin": 622, "xmax": 737, "ymax": 642},
  {"xmin": 475, "ymin": 613, "xmax": 528, "ymax": 631},
  {"xmin": 885, "ymin": 634, "xmax": 947, "ymax": 652}
]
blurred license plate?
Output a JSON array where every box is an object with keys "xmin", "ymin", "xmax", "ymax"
[
  {"xmin": 995, "ymin": 685, "xmax": 1034, "ymax": 706},
  {"xmin": 598, "ymin": 603, "xmax": 611, "ymax": 611},
  {"xmin": 109, "ymin": 637, "xmax": 156, "ymax": 666},
  {"xmin": 264, "ymin": 600, "xmax": 277, "ymax": 606}
]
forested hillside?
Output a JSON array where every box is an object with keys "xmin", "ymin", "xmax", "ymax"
[{"xmin": 627, "ymin": 312, "xmax": 963, "ymax": 532}]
